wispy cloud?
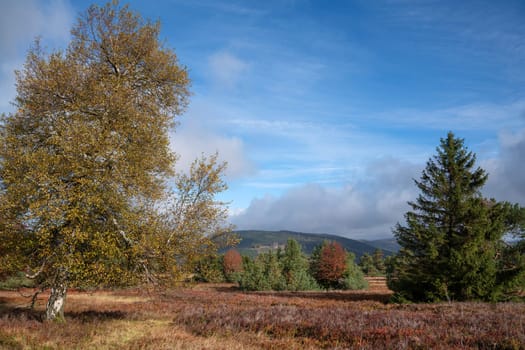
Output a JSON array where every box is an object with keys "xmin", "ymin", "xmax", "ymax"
[
  {"xmin": 170, "ymin": 0, "xmax": 268, "ymax": 16},
  {"xmin": 208, "ymin": 51, "xmax": 250, "ymax": 89},
  {"xmin": 371, "ymin": 0, "xmax": 525, "ymax": 80},
  {"xmin": 370, "ymin": 99, "xmax": 525, "ymax": 131}
]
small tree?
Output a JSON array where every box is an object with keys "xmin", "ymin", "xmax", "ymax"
[
  {"xmin": 239, "ymin": 239, "xmax": 318, "ymax": 291},
  {"xmin": 315, "ymin": 242, "xmax": 347, "ymax": 289},
  {"xmin": 238, "ymin": 256, "xmax": 269, "ymax": 291},
  {"xmin": 262, "ymin": 250, "xmax": 287, "ymax": 290},
  {"xmin": 194, "ymin": 255, "xmax": 225, "ymax": 283},
  {"xmin": 372, "ymin": 249, "xmax": 386, "ymax": 275},
  {"xmin": 359, "ymin": 253, "xmax": 378, "ymax": 276},
  {"xmin": 360, "ymin": 249, "xmax": 386, "ymax": 276},
  {"xmin": 311, "ymin": 241, "xmax": 365, "ymax": 290},
  {"xmin": 497, "ymin": 204, "xmax": 525, "ymax": 297},
  {"xmin": 343, "ymin": 252, "xmax": 368, "ymax": 290},
  {"xmin": 223, "ymin": 249, "xmax": 243, "ymax": 282},
  {"xmin": 281, "ymin": 239, "xmax": 318, "ymax": 291},
  {"xmin": 239, "ymin": 250, "xmax": 285, "ymax": 291}
]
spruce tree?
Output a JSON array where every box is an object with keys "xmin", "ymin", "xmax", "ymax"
[
  {"xmin": 497, "ymin": 204, "xmax": 525, "ymax": 297},
  {"xmin": 388, "ymin": 132, "xmax": 511, "ymax": 301},
  {"xmin": 372, "ymin": 249, "xmax": 386, "ymax": 275},
  {"xmin": 343, "ymin": 252, "xmax": 368, "ymax": 290},
  {"xmin": 281, "ymin": 239, "xmax": 318, "ymax": 291},
  {"xmin": 359, "ymin": 253, "xmax": 377, "ymax": 276}
]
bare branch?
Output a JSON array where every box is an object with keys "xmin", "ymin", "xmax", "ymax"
[
  {"xmin": 25, "ymin": 260, "xmax": 46, "ymax": 279},
  {"xmin": 141, "ymin": 261, "xmax": 158, "ymax": 285}
]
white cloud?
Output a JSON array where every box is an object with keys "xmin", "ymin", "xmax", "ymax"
[
  {"xmin": 231, "ymin": 157, "xmax": 421, "ymax": 240},
  {"xmin": 0, "ymin": 0, "xmax": 74, "ymax": 111},
  {"xmin": 169, "ymin": 96, "xmax": 255, "ymax": 179},
  {"xmin": 483, "ymin": 128, "xmax": 525, "ymax": 205},
  {"xmin": 169, "ymin": 120, "xmax": 254, "ymax": 179},
  {"xmin": 208, "ymin": 51, "xmax": 249, "ymax": 89},
  {"xmin": 0, "ymin": 60, "xmax": 21, "ymax": 112}
]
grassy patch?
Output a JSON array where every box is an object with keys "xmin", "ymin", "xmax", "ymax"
[{"xmin": 0, "ymin": 273, "xmax": 35, "ymax": 290}]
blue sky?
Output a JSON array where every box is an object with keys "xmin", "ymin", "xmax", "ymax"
[{"xmin": 1, "ymin": 0, "xmax": 524, "ymax": 239}]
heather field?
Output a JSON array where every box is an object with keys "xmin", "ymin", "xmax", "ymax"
[{"xmin": 0, "ymin": 278, "xmax": 523, "ymax": 349}]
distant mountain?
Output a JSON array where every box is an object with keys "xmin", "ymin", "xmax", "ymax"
[
  {"xmin": 361, "ymin": 238, "xmax": 400, "ymax": 253},
  {"xmin": 230, "ymin": 230, "xmax": 395, "ymax": 258}
]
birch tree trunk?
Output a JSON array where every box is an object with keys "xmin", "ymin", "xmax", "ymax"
[{"xmin": 45, "ymin": 270, "xmax": 68, "ymax": 321}]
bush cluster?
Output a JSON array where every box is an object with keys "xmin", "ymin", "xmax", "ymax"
[
  {"xmin": 192, "ymin": 239, "xmax": 369, "ymax": 291},
  {"xmin": 359, "ymin": 249, "xmax": 387, "ymax": 277},
  {"xmin": 239, "ymin": 239, "xmax": 367, "ymax": 291}
]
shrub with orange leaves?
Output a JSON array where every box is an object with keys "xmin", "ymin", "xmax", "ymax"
[
  {"xmin": 315, "ymin": 242, "xmax": 347, "ymax": 289},
  {"xmin": 223, "ymin": 249, "xmax": 243, "ymax": 282}
]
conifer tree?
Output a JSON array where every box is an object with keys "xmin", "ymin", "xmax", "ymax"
[
  {"xmin": 343, "ymin": 252, "xmax": 368, "ymax": 290},
  {"xmin": 497, "ymin": 204, "xmax": 525, "ymax": 296},
  {"xmin": 372, "ymin": 249, "xmax": 386, "ymax": 275},
  {"xmin": 388, "ymin": 132, "xmax": 517, "ymax": 301},
  {"xmin": 281, "ymin": 239, "xmax": 318, "ymax": 291},
  {"xmin": 315, "ymin": 241, "xmax": 347, "ymax": 289},
  {"xmin": 359, "ymin": 253, "xmax": 378, "ymax": 276},
  {"xmin": 239, "ymin": 239, "xmax": 318, "ymax": 291}
]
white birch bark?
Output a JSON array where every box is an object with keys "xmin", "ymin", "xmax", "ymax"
[{"xmin": 45, "ymin": 271, "xmax": 68, "ymax": 321}]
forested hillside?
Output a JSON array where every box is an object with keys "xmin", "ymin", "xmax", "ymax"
[{"xmin": 232, "ymin": 230, "xmax": 393, "ymax": 258}]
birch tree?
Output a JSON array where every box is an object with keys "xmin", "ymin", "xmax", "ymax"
[{"xmin": 0, "ymin": 2, "xmax": 231, "ymax": 321}]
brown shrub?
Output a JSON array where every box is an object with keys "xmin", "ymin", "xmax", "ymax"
[
  {"xmin": 315, "ymin": 242, "xmax": 347, "ymax": 288},
  {"xmin": 223, "ymin": 249, "xmax": 243, "ymax": 276}
]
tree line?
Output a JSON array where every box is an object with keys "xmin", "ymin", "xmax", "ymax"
[{"xmin": 195, "ymin": 239, "xmax": 371, "ymax": 291}]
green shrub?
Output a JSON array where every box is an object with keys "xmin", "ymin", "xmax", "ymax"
[
  {"xmin": 193, "ymin": 255, "xmax": 225, "ymax": 283},
  {"xmin": 239, "ymin": 239, "xmax": 319, "ymax": 291},
  {"xmin": 343, "ymin": 253, "xmax": 368, "ymax": 290}
]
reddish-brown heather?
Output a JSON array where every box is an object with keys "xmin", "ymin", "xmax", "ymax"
[{"xmin": 0, "ymin": 279, "xmax": 523, "ymax": 349}]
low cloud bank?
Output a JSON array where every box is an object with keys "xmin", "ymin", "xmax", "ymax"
[
  {"xmin": 484, "ymin": 128, "xmax": 525, "ymax": 205},
  {"xmin": 231, "ymin": 157, "xmax": 421, "ymax": 240}
]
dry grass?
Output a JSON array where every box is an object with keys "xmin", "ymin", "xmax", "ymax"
[{"xmin": 0, "ymin": 278, "xmax": 523, "ymax": 349}]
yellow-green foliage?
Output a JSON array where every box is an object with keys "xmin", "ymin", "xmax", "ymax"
[{"xmin": 0, "ymin": 1, "xmax": 232, "ymax": 318}]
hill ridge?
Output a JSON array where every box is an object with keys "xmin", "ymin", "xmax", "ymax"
[{"xmin": 230, "ymin": 229, "xmax": 397, "ymax": 258}]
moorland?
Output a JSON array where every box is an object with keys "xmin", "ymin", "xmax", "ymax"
[{"xmin": 1, "ymin": 277, "xmax": 523, "ymax": 349}]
